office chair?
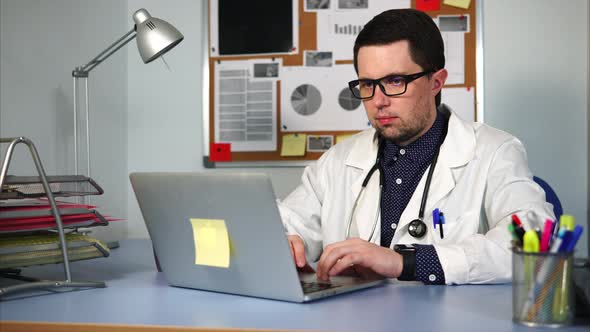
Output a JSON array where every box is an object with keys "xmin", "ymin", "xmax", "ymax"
[{"xmin": 533, "ymin": 176, "xmax": 563, "ymax": 220}]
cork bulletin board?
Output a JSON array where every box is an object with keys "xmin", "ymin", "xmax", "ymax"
[{"xmin": 206, "ymin": 0, "xmax": 476, "ymax": 165}]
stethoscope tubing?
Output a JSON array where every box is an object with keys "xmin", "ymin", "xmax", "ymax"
[{"xmin": 345, "ymin": 109, "xmax": 450, "ymax": 241}]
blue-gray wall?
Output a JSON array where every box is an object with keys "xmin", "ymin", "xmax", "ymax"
[{"xmin": 483, "ymin": 0, "xmax": 589, "ymax": 256}]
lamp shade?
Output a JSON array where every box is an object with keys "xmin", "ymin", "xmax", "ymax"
[{"xmin": 133, "ymin": 9, "xmax": 184, "ymax": 63}]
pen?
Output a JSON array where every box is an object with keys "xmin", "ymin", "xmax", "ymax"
[
  {"xmin": 549, "ymin": 229, "xmax": 566, "ymax": 253},
  {"xmin": 564, "ymin": 225, "xmax": 584, "ymax": 253},
  {"xmin": 438, "ymin": 212, "xmax": 445, "ymax": 239},
  {"xmin": 550, "ymin": 218, "xmax": 560, "ymax": 245},
  {"xmin": 557, "ymin": 231, "xmax": 573, "ymax": 253},
  {"xmin": 433, "ymin": 208, "xmax": 440, "ymax": 230},
  {"xmin": 512, "ymin": 221, "xmax": 526, "ymax": 244},
  {"xmin": 539, "ymin": 219, "xmax": 553, "ymax": 252},
  {"xmin": 512, "ymin": 214, "xmax": 523, "ymax": 228}
]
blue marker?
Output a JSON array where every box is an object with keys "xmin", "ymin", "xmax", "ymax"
[
  {"xmin": 564, "ymin": 225, "xmax": 584, "ymax": 253},
  {"xmin": 549, "ymin": 229, "xmax": 566, "ymax": 253},
  {"xmin": 557, "ymin": 231, "xmax": 573, "ymax": 253}
]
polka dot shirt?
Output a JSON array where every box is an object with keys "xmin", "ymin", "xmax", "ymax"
[{"xmin": 379, "ymin": 110, "xmax": 446, "ymax": 285}]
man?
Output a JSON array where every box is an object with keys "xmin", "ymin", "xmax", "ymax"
[{"xmin": 277, "ymin": 9, "xmax": 554, "ymax": 285}]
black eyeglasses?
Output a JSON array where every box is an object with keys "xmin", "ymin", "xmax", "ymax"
[{"xmin": 348, "ymin": 71, "xmax": 434, "ymax": 99}]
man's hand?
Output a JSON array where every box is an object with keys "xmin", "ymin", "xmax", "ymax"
[
  {"xmin": 287, "ymin": 235, "xmax": 314, "ymax": 272},
  {"xmin": 316, "ymin": 238, "xmax": 403, "ymax": 281}
]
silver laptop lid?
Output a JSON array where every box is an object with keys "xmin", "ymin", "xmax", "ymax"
[{"xmin": 130, "ymin": 172, "xmax": 305, "ymax": 302}]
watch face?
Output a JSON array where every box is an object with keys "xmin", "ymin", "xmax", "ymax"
[{"xmin": 408, "ymin": 219, "xmax": 427, "ymax": 238}]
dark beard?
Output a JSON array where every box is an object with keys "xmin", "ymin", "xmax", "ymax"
[{"xmin": 375, "ymin": 126, "xmax": 422, "ymax": 146}]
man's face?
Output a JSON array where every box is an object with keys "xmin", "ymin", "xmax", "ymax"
[{"xmin": 357, "ymin": 40, "xmax": 447, "ymax": 145}]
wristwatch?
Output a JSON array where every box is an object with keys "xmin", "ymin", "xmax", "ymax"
[{"xmin": 393, "ymin": 244, "xmax": 416, "ymax": 281}]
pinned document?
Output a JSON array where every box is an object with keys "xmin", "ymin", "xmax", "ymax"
[
  {"xmin": 281, "ymin": 134, "xmax": 307, "ymax": 156},
  {"xmin": 189, "ymin": 218, "xmax": 230, "ymax": 268},
  {"xmin": 443, "ymin": 0, "xmax": 471, "ymax": 9}
]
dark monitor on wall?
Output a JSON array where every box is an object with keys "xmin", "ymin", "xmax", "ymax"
[{"xmin": 216, "ymin": 0, "xmax": 295, "ymax": 56}]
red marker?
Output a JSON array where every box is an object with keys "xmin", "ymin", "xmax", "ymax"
[{"xmin": 511, "ymin": 214, "xmax": 523, "ymax": 227}]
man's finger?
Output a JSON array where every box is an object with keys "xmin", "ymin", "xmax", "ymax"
[
  {"xmin": 328, "ymin": 254, "xmax": 358, "ymax": 277},
  {"xmin": 288, "ymin": 236, "xmax": 307, "ymax": 267},
  {"xmin": 317, "ymin": 245, "xmax": 353, "ymax": 280}
]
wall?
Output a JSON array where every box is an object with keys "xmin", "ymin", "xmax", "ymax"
[
  {"xmin": 125, "ymin": 0, "xmax": 304, "ymax": 239},
  {"xmin": 483, "ymin": 0, "xmax": 589, "ymax": 256},
  {"xmin": 0, "ymin": 0, "xmax": 128, "ymax": 241},
  {"xmin": 126, "ymin": 0, "xmax": 200, "ymax": 238}
]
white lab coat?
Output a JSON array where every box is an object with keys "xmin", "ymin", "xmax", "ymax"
[{"xmin": 277, "ymin": 107, "xmax": 554, "ymax": 284}]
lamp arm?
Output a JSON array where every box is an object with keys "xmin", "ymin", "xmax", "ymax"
[{"xmin": 73, "ymin": 28, "xmax": 136, "ymax": 77}]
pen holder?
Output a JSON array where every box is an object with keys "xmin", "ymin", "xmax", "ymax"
[{"xmin": 512, "ymin": 250, "xmax": 574, "ymax": 327}]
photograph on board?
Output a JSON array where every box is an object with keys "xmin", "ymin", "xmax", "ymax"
[
  {"xmin": 438, "ymin": 15, "xmax": 470, "ymax": 33},
  {"xmin": 307, "ymin": 135, "xmax": 334, "ymax": 152},
  {"xmin": 253, "ymin": 62, "xmax": 280, "ymax": 78},
  {"xmin": 304, "ymin": 51, "xmax": 333, "ymax": 67},
  {"xmin": 338, "ymin": 0, "xmax": 368, "ymax": 9},
  {"xmin": 305, "ymin": 0, "xmax": 331, "ymax": 11}
]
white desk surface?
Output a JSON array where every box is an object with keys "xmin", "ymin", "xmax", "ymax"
[{"xmin": 0, "ymin": 239, "xmax": 588, "ymax": 332}]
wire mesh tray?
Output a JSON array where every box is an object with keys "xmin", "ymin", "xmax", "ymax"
[
  {"xmin": 0, "ymin": 175, "xmax": 104, "ymax": 199},
  {"xmin": 0, "ymin": 233, "xmax": 110, "ymax": 269}
]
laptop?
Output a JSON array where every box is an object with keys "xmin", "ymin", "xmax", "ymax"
[{"xmin": 130, "ymin": 172, "xmax": 385, "ymax": 302}]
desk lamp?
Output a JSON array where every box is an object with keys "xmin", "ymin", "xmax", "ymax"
[{"xmin": 72, "ymin": 8, "xmax": 183, "ymax": 185}]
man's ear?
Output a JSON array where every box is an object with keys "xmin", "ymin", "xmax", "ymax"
[{"xmin": 432, "ymin": 69, "xmax": 448, "ymax": 94}]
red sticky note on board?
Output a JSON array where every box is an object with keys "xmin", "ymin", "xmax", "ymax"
[
  {"xmin": 210, "ymin": 143, "xmax": 231, "ymax": 162},
  {"xmin": 416, "ymin": 0, "xmax": 440, "ymax": 11}
]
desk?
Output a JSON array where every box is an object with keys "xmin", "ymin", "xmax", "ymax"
[{"xmin": 0, "ymin": 239, "xmax": 587, "ymax": 332}]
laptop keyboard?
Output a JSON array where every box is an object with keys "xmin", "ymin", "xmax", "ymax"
[{"xmin": 300, "ymin": 280, "xmax": 341, "ymax": 294}]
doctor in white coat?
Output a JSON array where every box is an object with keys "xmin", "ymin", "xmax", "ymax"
[{"xmin": 278, "ymin": 9, "xmax": 554, "ymax": 285}]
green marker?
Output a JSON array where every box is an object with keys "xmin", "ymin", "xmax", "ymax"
[{"xmin": 508, "ymin": 223, "xmax": 521, "ymax": 246}]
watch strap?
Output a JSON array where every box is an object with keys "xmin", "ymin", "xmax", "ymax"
[{"xmin": 395, "ymin": 246, "xmax": 416, "ymax": 281}]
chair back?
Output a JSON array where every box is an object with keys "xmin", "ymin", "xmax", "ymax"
[{"xmin": 533, "ymin": 176, "xmax": 563, "ymax": 219}]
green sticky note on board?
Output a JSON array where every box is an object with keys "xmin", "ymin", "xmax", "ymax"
[
  {"xmin": 443, "ymin": 0, "xmax": 471, "ymax": 9},
  {"xmin": 189, "ymin": 218, "xmax": 230, "ymax": 268},
  {"xmin": 281, "ymin": 134, "xmax": 307, "ymax": 156}
]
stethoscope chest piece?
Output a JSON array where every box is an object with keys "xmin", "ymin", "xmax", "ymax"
[{"xmin": 408, "ymin": 218, "xmax": 427, "ymax": 238}]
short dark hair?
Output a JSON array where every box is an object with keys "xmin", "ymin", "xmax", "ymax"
[{"xmin": 353, "ymin": 9, "xmax": 445, "ymax": 105}]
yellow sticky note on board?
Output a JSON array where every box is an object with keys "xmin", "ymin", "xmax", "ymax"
[
  {"xmin": 281, "ymin": 134, "xmax": 307, "ymax": 156},
  {"xmin": 336, "ymin": 134, "xmax": 353, "ymax": 144},
  {"xmin": 443, "ymin": 0, "xmax": 471, "ymax": 9},
  {"xmin": 189, "ymin": 218, "xmax": 230, "ymax": 268}
]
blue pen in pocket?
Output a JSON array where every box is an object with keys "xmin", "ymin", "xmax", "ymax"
[
  {"xmin": 438, "ymin": 212, "xmax": 445, "ymax": 239},
  {"xmin": 432, "ymin": 208, "xmax": 440, "ymax": 230}
]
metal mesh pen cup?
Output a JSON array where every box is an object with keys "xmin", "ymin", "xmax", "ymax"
[{"xmin": 512, "ymin": 250, "xmax": 574, "ymax": 327}]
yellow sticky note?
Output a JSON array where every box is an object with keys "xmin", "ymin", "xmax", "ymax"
[
  {"xmin": 443, "ymin": 0, "xmax": 471, "ymax": 9},
  {"xmin": 336, "ymin": 134, "xmax": 353, "ymax": 144},
  {"xmin": 189, "ymin": 218, "xmax": 230, "ymax": 268},
  {"xmin": 281, "ymin": 134, "xmax": 307, "ymax": 156}
]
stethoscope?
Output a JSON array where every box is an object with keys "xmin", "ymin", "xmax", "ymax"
[{"xmin": 345, "ymin": 110, "xmax": 449, "ymax": 242}]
